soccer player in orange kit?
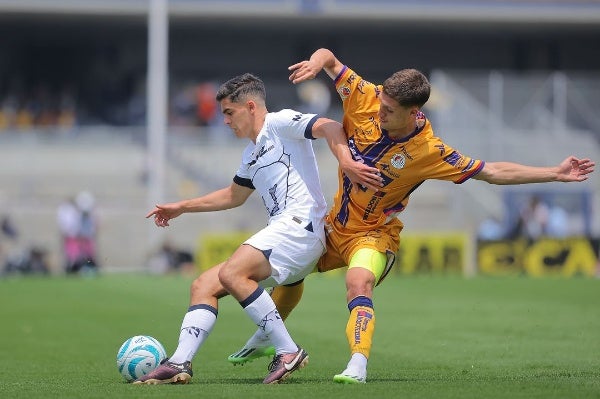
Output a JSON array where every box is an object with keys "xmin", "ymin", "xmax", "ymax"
[{"xmin": 228, "ymin": 48, "xmax": 595, "ymax": 384}]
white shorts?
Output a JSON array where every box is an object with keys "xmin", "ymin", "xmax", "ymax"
[{"xmin": 244, "ymin": 216, "xmax": 325, "ymax": 288}]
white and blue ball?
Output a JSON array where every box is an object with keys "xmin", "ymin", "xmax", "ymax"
[{"xmin": 116, "ymin": 335, "xmax": 167, "ymax": 382}]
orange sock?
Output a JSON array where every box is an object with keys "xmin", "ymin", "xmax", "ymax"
[
  {"xmin": 345, "ymin": 297, "xmax": 375, "ymax": 359},
  {"xmin": 271, "ymin": 280, "xmax": 304, "ymax": 321}
]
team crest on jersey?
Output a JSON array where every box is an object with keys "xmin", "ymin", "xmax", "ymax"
[
  {"xmin": 338, "ymin": 85, "xmax": 351, "ymax": 100},
  {"xmin": 390, "ymin": 153, "xmax": 406, "ymax": 169}
]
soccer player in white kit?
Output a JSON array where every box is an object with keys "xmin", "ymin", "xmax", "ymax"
[{"xmin": 136, "ymin": 73, "xmax": 381, "ymax": 385}]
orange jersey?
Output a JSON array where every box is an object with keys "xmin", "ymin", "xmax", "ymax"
[{"xmin": 329, "ymin": 66, "xmax": 485, "ymax": 236}]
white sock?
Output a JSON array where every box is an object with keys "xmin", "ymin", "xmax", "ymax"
[
  {"xmin": 345, "ymin": 353, "xmax": 368, "ymax": 376},
  {"xmin": 243, "ymin": 329, "xmax": 270, "ymax": 349},
  {"xmin": 169, "ymin": 305, "xmax": 217, "ymax": 363},
  {"xmin": 241, "ymin": 288, "xmax": 297, "ymax": 354}
]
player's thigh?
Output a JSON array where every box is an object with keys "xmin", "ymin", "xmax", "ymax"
[
  {"xmin": 222, "ymin": 244, "xmax": 272, "ymax": 282},
  {"xmin": 316, "ymin": 244, "xmax": 346, "ymax": 273}
]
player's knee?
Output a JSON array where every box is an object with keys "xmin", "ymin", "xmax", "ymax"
[
  {"xmin": 346, "ymin": 282, "xmax": 374, "ymax": 300},
  {"xmin": 346, "ymin": 268, "xmax": 375, "ymax": 297},
  {"xmin": 217, "ymin": 262, "xmax": 237, "ymax": 291},
  {"xmin": 191, "ymin": 272, "xmax": 219, "ymax": 297}
]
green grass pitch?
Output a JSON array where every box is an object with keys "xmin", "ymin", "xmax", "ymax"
[{"xmin": 1, "ymin": 273, "xmax": 598, "ymax": 399}]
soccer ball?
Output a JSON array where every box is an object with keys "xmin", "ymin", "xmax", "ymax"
[{"xmin": 116, "ymin": 335, "xmax": 167, "ymax": 382}]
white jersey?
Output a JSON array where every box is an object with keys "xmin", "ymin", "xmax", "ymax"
[{"xmin": 234, "ymin": 109, "xmax": 327, "ymax": 246}]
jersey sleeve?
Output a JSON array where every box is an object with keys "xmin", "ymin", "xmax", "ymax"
[
  {"xmin": 270, "ymin": 109, "xmax": 320, "ymax": 140},
  {"xmin": 424, "ymin": 136, "xmax": 485, "ymax": 184},
  {"xmin": 333, "ymin": 66, "xmax": 381, "ymax": 116},
  {"xmin": 233, "ymin": 175, "xmax": 254, "ymax": 189},
  {"xmin": 233, "ymin": 152, "xmax": 255, "ymax": 189}
]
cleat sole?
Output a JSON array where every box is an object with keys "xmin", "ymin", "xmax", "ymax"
[
  {"xmin": 333, "ymin": 373, "xmax": 366, "ymax": 384},
  {"xmin": 133, "ymin": 373, "xmax": 192, "ymax": 385}
]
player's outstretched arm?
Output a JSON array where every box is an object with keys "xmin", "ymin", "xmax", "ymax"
[
  {"xmin": 288, "ymin": 48, "xmax": 344, "ymax": 84},
  {"xmin": 475, "ymin": 156, "xmax": 595, "ymax": 185},
  {"xmin": 146, "ymin": 184, "xmax": 254, "ymax": 227},
  {"xmin": 146, "ymin": 202, "xmax": 184, "ymax": 227}
]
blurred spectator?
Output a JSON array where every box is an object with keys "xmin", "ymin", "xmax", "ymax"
[
  {"xmin": 146, "ymin": 240, "xmax": 195, "ymax": 276},
  {"xmin": 296, "ymin": 80, "xmax": 331, "ymax": 114},
  {"xmin": 170, "ymin": 81, "xmax": 219, "ymax": 128},
  {"xmin": 477, "ymin": 216, "xmax": 507, "ymax": 240},
  {"xmin": 56, "ymin": 88, "xmax": 77, "ymax": 132},
  {"xmin": 170, "ymin": 84, "xmax": 196, "ymax": 126},
  {"xmin": 546, "ymin": 203, "xmax": 570, "ymax": 238},
  {"xmin": 195, "ymin": 82, "xmax": 218, "ymax": 126},
  {"xmin": 1, "ymin": 215, "xmax": 18, "ymax": 240},
  {"xmin": 1, "ymin": 215, "xmax": 50, "ymax": 276},
  {"xmin": 3, "ymin": 246, "xmax": 50, "ymax": 276},
  {"xmin": 57, "ymin": 196, "xmax": 81, "ymax": 272},
  {"xmin": 0, "ymin": 83, "xmax": 78, "ymax": 132},
  {"xmin": 57, "ymin": 191, "xmax": 100, "ymax": 275},
  {"xmin": 15, "ymin": 105, "xmax": 34, "ymax": 130},
  {"xmin": 514, "ymin": 195, "xmax": 550, "ymax": 240},
  {"xmin": 0, "ymin": 98, "xmax": 17, "ymax": 130},
  {"xmin": 74, "ymin": 191, "xmax": 100, "ymax": 274},
  {"xmin": 0, "ymin": 215, "xmax": 19, "ymax": 268}
]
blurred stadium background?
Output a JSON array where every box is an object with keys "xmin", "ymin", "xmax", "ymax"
[{"xmin": 0, "ymin": 0, "xmax": 598, "ymax": 275}]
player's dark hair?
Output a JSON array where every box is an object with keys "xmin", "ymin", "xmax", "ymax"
[
  {"xmin": 383, "ymin": 69, "xmax": 430, "ymax": 108},
  {"xmin": 216, "ymin": 73, "xmax": 266, "ymax": 103}
]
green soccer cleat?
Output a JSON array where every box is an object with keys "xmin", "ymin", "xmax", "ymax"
[
  {"xmin": 227, "ymin": 346, "xmax": 276, "ymax": 365},
  {"xmin": 333, "ymin": 370, "xmax": 367, "ymax": 384}
]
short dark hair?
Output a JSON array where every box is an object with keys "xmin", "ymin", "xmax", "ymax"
[
  {"xmin": 216, "ymin": 73, "xmax": 266, "ymax": 103},
  {"xmin": 383, "ymin": 69, "xmax": 430, "ymax": 108}
]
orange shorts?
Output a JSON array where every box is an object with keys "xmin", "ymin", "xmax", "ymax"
[{"xmin": 316, "ymin": 213, "xmax": 403, "ymax": 282}]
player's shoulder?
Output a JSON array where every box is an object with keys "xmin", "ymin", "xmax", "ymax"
[
  {"xmin": 269, "ymin": 108, "xmax": 301, "ymax": 119},
  {"xmin": 265, "ymin": 109, "xmax": 299, "ymax": 125},
  {"xmin": 269, "ymin": 109, "xmax": 318, "ymax": 128},
  {"xmin": 412, "ymin": 124, "xmax": 449, "ymax": 155},
  {"xmin": 338, "ymin": 71, "xmax": 380, "ymax": 107}
]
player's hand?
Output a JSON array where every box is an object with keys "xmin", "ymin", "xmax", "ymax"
[
  {"xmin": 145, "ymin": 203, "xmax": 183, "ymax": 227},
  {"xmin": 340, "ymin": 159, "xmax": 384, "ymax": 193},
  {"xmin": 556, "ymin": 156, "xmax": 595, "ymax": 182},
  {"xmin": 288, "ymin": 60, "xmax": 323, "ymax": 84}
]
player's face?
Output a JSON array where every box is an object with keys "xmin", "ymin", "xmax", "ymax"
[
  {"xmin": 378, "ymin": 91, "xmax": 414, "ymax": 135},
  {"xmin": 220, "ymin": 97, "xmax": 253, "ymax": 139}
]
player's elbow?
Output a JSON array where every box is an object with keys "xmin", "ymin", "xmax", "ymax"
[
  {"xmin": 312, "ymin": 118, "xmax": 342, "ymax": 139},
  {"xmin": 475, "ymin": 163, "xmax": 502, "ymax": 185}
]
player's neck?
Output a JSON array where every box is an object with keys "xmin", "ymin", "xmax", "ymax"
[
  {"xmin": 250, "ymin": 111, "xmax": 268, "ymax": 143},
  {"xmin": 386, "ymin": 117, "xmax": 422, "ymax": 140},
  {"xmin": 387, "ymin": 127, "xmax": 415, "ymax": 140}
]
